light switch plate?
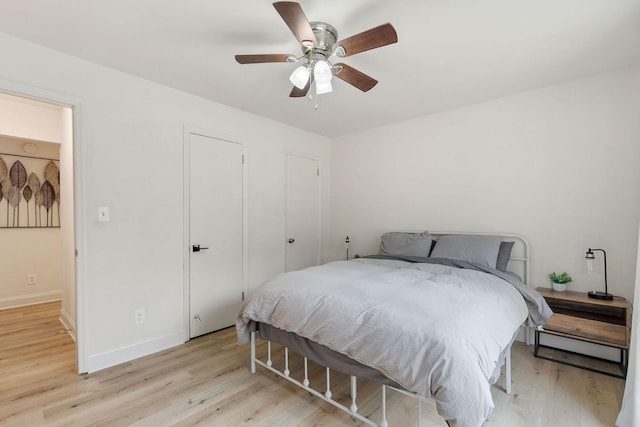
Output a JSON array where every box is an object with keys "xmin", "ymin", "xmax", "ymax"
[{"xmin": 97, "ymin": 206, "xmax": 110, "ymax": 222}]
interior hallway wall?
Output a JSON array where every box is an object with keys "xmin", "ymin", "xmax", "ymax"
[{"xmin": 0, "ymin": 94, "xmax": 67, "ymax": 310}]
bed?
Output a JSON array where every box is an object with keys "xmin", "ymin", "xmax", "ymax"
[{"xmin": 236, "ymin": 232, "xmax": 552, "ymax": 427}]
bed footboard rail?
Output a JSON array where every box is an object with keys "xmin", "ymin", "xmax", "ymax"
[
  {"xmin": 249, "ymin": 332, "xmax": 514, "ymax": 425},
  {"xmin": 250, "ymin": 331, "xmax": 439, "ymax": 427}
]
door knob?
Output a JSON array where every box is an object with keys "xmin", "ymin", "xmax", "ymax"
[
  {"xmin": 288, "ymin": 238, "xmax": 295, "ymax": 244},
  {"xmin": 192, "ymin": 244, "xmax": 209, "ymax": 252}
]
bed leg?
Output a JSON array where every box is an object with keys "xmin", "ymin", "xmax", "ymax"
[
  {"xmin": 350, "ymin": 375, "xmax": 358, "ymax": 413},
  {"xmin": 380, "ymin": 385, "xmax": 388, "ymax": 427},
  {"xmin": 325, "ymin": 367, "xmax": 332, "ymax": 399},
  {"xmin": 505, "ymin": 345, "xmax": 512, "ymax": 395},
  {"xmin": 266, "ymin": 340, "xmax": 272, "ymax": 367},
  {"xmin": 284, "ymin": 347, "xmax": 290, "ymax": 377},
  {"xmin": 303, "ymin": 357, "xmax": 310, "ymax": 387},
  {"xmin": 250, "ymin": 332, "xmax": 256, "ymax": 374}
]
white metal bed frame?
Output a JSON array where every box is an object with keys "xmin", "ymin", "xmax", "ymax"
[{"xmin": 248, "ymin": 232, "xmax": 531, "ymax": 426}]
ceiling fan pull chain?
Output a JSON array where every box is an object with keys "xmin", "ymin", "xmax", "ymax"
[{"xmin": 314, "ymin": 85, "xmax": 319, "ymax": 110}]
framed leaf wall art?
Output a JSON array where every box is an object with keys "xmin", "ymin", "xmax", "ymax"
[{"xmin": 0, "ymin": 153, "xmax": 60, "ymax": 228}]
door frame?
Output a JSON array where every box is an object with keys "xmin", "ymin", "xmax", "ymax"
[
  {"xmin": 182, "ymin": 126, "xmax": 248, "ymax": 341},
  {"xmin": 283, "ymin": 152, "xmax": 322, "ymax": 273},
  {"xmin": 0, "ymin": 78, "xmax": 87, "ymax": 373}
]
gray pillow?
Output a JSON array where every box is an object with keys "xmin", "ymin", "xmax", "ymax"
[
  {"xmin": 495, "ymin": 241, "xmax": 514, "ymax": 272},
  {"xmin": 379, "ymin": 231, "xmax": 432, "ymax": 257},
  {"xmin": 430, "ymin": 234, "xmax": 503, "ymax": 268}
]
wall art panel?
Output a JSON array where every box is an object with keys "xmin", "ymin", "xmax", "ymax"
[{"xmin": 0, "ymin": 154, "xmax": 60, "ymax": 228}]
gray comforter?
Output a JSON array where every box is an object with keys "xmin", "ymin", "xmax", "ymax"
[{"xmin": 237, "ymin": 257, "xmax": 552, "ymax": 427}]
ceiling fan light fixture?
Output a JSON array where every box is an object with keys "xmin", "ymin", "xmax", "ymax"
[
  {"xmin": 289, "ymin": 65, "xmax": 310, "ymax": 89},
  {"xmin": 315, "ymin": 80, "xmax": 333, "ymax": 95},
  {"xmin": 313, "ymin": 60, "xmax": 333, "ymax": 85}
]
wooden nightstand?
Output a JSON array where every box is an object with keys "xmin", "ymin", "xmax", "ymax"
[{"xmin": 534, "ymin": 287, "xmax": 631, "ymax": 379}]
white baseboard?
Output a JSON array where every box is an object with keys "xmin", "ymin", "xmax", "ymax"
[
  {"xmin": 59, "ymin": 308, "xmax": 77, "ymax": 342},
  {"xmin": 86, "ymin": 331, "xmax": 185, "ymax": 373},
  {"xmin": 0, "ymin": 291, "xmax": 62, "ymax": 310}
]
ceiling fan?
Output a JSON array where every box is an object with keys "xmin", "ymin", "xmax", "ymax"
[{"xmin": 235, "ymin": 2, "xmax": 398, "ymax": 98}]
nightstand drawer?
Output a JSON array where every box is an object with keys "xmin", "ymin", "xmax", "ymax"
[
  {"xmin": 543, "ymin": 313, "xmax": 627, "ymax": 348},
  {"xmin": 544, "ymin": 298, "xmax": 626, "ymax": 325}
]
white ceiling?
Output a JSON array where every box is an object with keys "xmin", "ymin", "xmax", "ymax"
[{"xmin": 1, "ymin": 0, "xmax": 638, "ymax": 137}]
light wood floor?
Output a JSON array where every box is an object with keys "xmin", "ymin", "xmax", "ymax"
[{"xmin": 0, "ymin": 302, "xmax": 625, "ymax": 426}]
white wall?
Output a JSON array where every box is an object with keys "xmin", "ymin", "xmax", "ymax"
[
  {"xmin": 0, "ymin": 33, "xmax": 331, "ymax": 372},
  {"xmin": 0, "ymin": 225, "xmax": 62, "ymax": 308},
  {"xmin": 331, "ymin": 66, "xmax": 640, "ymax": 302},
  {"xmin": 0, "ymin": 93, "xmax": 65, "ymax": 143}
]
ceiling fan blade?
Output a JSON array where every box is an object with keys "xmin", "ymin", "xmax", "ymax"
[
  {"xmin": 235, "ymin": 54, "xmax": 293, "ymax": 64},
  {"xmin": 290, "ymin": 75, "xmax": 313, "ymax": 97},
  {"xmin": 273, "ymin": 2, "xmax": 318, "ymax": 48},
  {"xmin": 335, "ymin": 23, "xmax": 398, "ymax": 57},
  {"xmin": 289, "ymin": 85, "xmax": 309, "ymax": 98},
  {"xmin": 333, "ymin": 63, "xmax": 378, "ymax": 92}
]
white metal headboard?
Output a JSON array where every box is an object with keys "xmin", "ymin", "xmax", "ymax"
[{"xmin": 430, "ymin": 231, "xmax": 531, "ymax": 286}]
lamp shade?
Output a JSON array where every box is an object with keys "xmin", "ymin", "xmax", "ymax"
[
  {"xmin": 585, "ymin": 248, "xmax": 602, "ymax": 274},
  {"xmin": 315, "ymin": 80, "xmax": 333, "ymax": 95},
  {"xmin": 289, "ymin": 65, "xmax": 310, "ymax": 89},
  {"xmin": 313, "ymin": 60, "xmax": 333, "ymax": 85}
]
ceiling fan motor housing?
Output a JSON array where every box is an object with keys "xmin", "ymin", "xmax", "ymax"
[{"xmin": 306, "ymin": 22, "xmax": 338, "ymax": 58}]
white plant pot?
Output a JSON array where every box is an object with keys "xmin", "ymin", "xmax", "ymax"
[{"xmin": 552, "ymin": 282, "xmax": 567, "ymax": 292}]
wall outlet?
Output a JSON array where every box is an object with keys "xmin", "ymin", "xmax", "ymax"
[
  {"xmin": 27, "ymin": 274, "xmax": 37, "ymax": 285},
  {"xmin": 135, "ymin": 309, "xmax": 145, "ymax": 324}
]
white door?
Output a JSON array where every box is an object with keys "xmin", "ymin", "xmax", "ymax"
[
  {"xmin": 285, "ymin": 154, "xmax": 320, "ymax": 272},
  {"xmin": 188, "ymin": 133, "xmax": 243, "ymax": 338}
]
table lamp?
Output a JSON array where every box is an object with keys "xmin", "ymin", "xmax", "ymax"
[{"xmin": 585, "ymin": 248, "xmax": 613, "ymax": 300}]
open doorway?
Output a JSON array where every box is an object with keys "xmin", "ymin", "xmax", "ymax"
[{"xmin": 0, "ymin": 92, "xmax": 77, "ymax": 364}]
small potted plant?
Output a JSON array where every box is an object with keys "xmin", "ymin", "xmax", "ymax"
[{"xmin": 549, "ymin": 272, "xmax": 572, "ymax": 292}]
